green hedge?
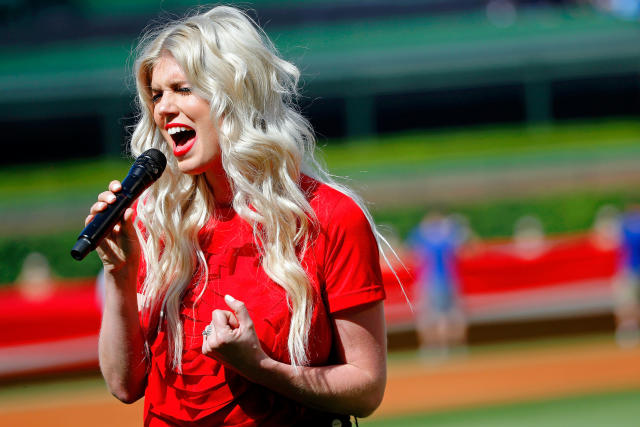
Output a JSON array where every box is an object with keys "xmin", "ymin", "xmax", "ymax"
[
  {"xmin": 373, "ymin": 189, "xmax": 640, "ymax": 241},
  {"xmin": 3, "ymin": 188, "xmax": 640, "ymax": 285},
  {"xmin": 0, "ymin": 231, "xmax": 103, "ymax": 285}
]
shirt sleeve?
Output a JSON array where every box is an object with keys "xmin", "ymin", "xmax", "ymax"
[{"xmin": 321, "ymin": 195, "xmax": 385, "ymax": 313}]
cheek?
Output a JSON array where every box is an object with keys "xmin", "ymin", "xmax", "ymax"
[
  {"xmin": 203, "ymin": 134, "xmax": 221, "ymax": 158},
  {"xmin": 152, "ymin": 110, "xmax": 162, "ymax": 127}
]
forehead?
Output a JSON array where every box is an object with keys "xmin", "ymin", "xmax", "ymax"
[{"xmin": 150, "ymin": 53, "xmax": 187, "ymax": 88}]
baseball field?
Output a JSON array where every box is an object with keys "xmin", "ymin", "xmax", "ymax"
[
  {"xmin": 2, "ymin": 121, "xmax": 640, "ymax": 425},
  {"xmin": 1, "ymin": 334, "xmax": 638, "ymax": 426}
]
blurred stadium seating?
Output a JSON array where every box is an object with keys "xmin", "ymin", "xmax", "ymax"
[
  {"xmin": 386, "ymin": 232, "xmax": 618, "ymax": 332},
  {"xmin": 0, "ymin": 0, "xmax": 639, "ymax": 163},
  {"xmin": 0, "ymin": 230, "xmax": 622, "ymax": 379}
]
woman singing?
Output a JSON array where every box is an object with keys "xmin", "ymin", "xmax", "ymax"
[{"xmin": 88, "ymin": 5, "xmax": 387, "ymax": 426}]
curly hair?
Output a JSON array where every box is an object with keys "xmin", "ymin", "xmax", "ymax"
[{"xmin": 129, "ymin": 5, "xmax": 388, "ymax": 370}]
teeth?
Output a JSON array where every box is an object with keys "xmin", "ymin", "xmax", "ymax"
[{"xmin": 167, "ymin": 126, "xmax": 192, "ymax": 135}]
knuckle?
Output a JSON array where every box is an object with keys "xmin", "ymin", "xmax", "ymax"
[{"xmin": 90, "ymin": 202, "xmax": 103, "ymax": 213}]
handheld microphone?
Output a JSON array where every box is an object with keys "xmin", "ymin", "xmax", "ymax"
[{"xmin": 71, "ymin": 149, "xmax": 167, "ymax": 261}]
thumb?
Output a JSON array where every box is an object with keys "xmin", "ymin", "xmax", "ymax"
[
  {"xmin": 120, "ymin": 208, "xmax": 137, "ymax": 235},
  {"xmin": 224, "ymin": 294, "xmax": 252, "ymax": 325}
]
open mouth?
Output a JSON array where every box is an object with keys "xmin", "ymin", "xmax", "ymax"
[{"xmin": 167, "ymin": 126, "xmax": 196, "ymax": 146}]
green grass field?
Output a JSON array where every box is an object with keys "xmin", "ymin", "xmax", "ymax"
[{"xmin": 368, "ymin": 388, "xmax": 640, "ymax": 427}]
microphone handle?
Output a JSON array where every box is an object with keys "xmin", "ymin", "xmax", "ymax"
[
  {"xmin": 71, "ymin": 149, "xmax": 166, "ymax": 261},
  {"xmin": 71, "ymin": 191, "xmax": 134, "ymax": 261}
]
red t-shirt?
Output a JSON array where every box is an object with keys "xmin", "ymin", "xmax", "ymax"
[{"xmin": 139, "ymin": 176, "xmax": 385, "ymax": 426}]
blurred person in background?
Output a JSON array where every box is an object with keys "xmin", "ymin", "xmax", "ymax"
[
  {"xmin": 513, "ymin": 214, "xmax": 547, "ymax": 260},
  {"xmin": 613, "ymin": 203, "xmax": 640, "ymax": 347},
  {"xmin": 16, "ymin": 252, "xmax": 54, "ymax": 302},
  {"xmin": 407, "ymin": 210, "xmax": 468, "ymax": 359},
  {"xmin": 85, "ymin": 6, "xmax": 387, "ymax": 426},
  {"xmin": 590, "ymin": 204, "xmax": 621, "ymax": 251},
  {"xmin": 593, "ymin": 0, "xmax": 640, "ymax": 20}
]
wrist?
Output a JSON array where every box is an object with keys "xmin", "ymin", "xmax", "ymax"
[
  {"xmin": 247, "ymin": 353, "xmax": 279, "ymax": 385},
  {"xmin": 103, "ymin": 262, "xmax": 138, "ymax": 291}
]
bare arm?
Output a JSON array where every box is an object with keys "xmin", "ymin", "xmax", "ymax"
[
  {"xmin": 203, "ymin": 296, "xmax": 387, "ymax": 417},
  {"xmin": 90, "ymin": 180, "xmax": 148, "ymax": 403}
]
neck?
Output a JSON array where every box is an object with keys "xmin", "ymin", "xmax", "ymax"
[{"xmin": 205, "ymin": 168, "xmax": 233, "ymax": 207}]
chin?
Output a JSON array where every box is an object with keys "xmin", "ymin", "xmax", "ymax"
[
  {"xmin": 176, "ymin": 162, "xmax": 200, "ymax": 175},
  {"xmin": 178, "ymin": 162, "xmax": 211, "ymax": 176}
]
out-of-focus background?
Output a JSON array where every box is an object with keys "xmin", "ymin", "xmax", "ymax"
[{"xmin": 2, "ymin": 0, "xmax": 640, "ymax": 426}]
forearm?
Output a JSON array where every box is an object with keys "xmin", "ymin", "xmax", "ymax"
[
  {"xmin": 253, "ymin": 356, "xmax": 386, "ymax": 417},
  {"xmin": 205, "ymin": 298, "xmax": 388, "ymax": 417},
  {"xmin": 251, "ymin": 305, "xmax": 387, "ymax": 417},
  {"xmin": 98, "ymin": 270, "xmax": 148, "ymax": 403}
]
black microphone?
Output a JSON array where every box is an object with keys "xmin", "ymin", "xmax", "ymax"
[{"xmin": 71, "ymin": 149, "xmax": 167, "ymax": 261}]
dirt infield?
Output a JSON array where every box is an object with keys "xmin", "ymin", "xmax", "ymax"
[
  {"xmin": 0, "ymin": 337, "xmax": 638, "ymax": 426},
  {"xmin": 377, "ymin": 338, "xmax": 640, "ymax": 418}
]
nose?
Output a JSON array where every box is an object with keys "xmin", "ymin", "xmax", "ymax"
[{"xmin": 155, "ymin": 92, "xmax": 179, "ymax": 120}]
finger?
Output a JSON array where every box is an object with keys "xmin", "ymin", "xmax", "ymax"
[
  {"xmin": 202, "ymin": 324, "xmax": 215, "ymax": 353},
  {"xmin": 212, "ymin": 309, "xmax": 234, "ymax": 333},
  {"xmin": 227, "ymin": 311, "xmax": 239, "ymax": 329},
  {"xmin": 120, "ymin": 208, "xmax": 137, "ymax": 238},
  {"xmin": 123, "ymin": 207, "xmax": 135, "ymax": 223},
  {"xmin": 98, "ymin": 191, "xmax": 117, "ymax": 204},
  {"xmin": 109, "ymin": 180, "xmax": 122, "ymax": 193},
  {"xmin": 96, "ymin": 235, "xmax": 124, "ymax": 262},
  {"xmin": 219, "ymin": 307, "xmax": 239, "ymax": 329},
  {"xmin": 89, "ymin": 201, "xmax": 108, "ymax": 215},
  {"xmin": 224, "ymin": 295, "xmax": 251, "ymax": 327}
]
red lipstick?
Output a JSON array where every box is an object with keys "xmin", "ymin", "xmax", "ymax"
[{"xmin": 165, "ymin": 123, "xmax": 196, "ymax": 157}]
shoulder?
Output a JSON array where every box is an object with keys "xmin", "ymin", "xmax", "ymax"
[{"xmin": 301, "ymin": 175, "xmax": 369, "ymax": 229}]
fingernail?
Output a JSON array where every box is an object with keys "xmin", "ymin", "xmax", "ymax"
[
  {"xmin": 108, "ymin": 195, "xmax": 116, "ymax": 203},
  {"xmin": 224, "ymin": 294, "xmax": 235, "ymax": 303}
]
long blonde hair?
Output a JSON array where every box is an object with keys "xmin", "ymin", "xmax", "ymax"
[{"xmin": 130, "ymin": 6, "xmax": 387, "ymax": 370}]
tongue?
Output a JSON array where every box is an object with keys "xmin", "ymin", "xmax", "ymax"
[{"xmin": 173, "ymin": 130, "xmax": 196, "ymax": 146}]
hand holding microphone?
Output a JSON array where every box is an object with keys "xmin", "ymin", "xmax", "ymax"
[{"xmin": 71, "ymin": 149, "xmax": 167, "ymax": 262}]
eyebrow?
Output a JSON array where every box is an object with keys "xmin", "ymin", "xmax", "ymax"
[{"xmin": 150, "ymin": 80, "xmax": 190, "ymax": 92}]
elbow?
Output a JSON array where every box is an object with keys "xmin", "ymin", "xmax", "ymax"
[
  {"xmin": 104, "ymin": 375, "xmax": 146, "ymax": 404},
  {"xmin": 353, "ymin": 392, "xmax": 384, "ymax": 418},
  {"xmin": 110, "ymin": 385, "xmax": 144, "ymax": 404},
  {"xmin": 100, "ymin": 361, "xmax": 147, "ymax": 404},
  {"xmin": 352, "ymin": 375, "xmax": 386, "ymax": 418}
]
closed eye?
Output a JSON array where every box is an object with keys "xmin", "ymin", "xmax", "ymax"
[{"xmin": 150, "ymin": 86, "xmax": 190, "ymax": 103}]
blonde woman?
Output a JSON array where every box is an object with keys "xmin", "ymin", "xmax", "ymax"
[{"xmin": 88, "ymin": 6, "xmax": 387, "ymax": 426}]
